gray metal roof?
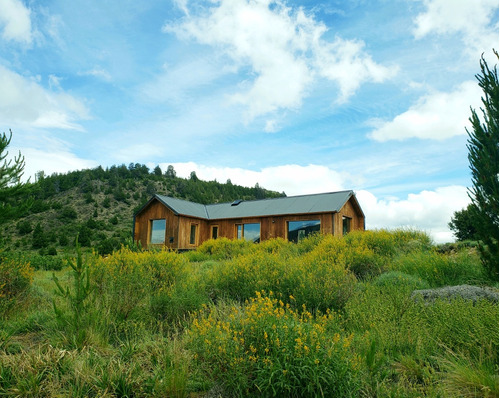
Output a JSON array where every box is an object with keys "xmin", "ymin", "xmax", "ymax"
[
  {"xmin": 154, "ymin": 191, "xmax": 357, "ymax": 220},
  {"xmin": 155, "ymin": 195, "xmax": 208, "ymax": 219}
]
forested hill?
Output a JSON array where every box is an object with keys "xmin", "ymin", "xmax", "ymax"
[{"xmin": 1, "ymin": 163, "xmax": 285, "ymax": 255}]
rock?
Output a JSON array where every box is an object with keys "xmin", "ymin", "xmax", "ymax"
[{"xmin": 412, "ymin": 285, "xmax": 498, "ymax": 304}]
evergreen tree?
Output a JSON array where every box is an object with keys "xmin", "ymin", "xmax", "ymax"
[
  {"xmin": 0, "ymin": 130, "xmax": 31, "ymax": 222},
  {"xmin": 32, "ymin": 222, "xmax": 47, "ymax": 249},
  {"xmin": 448, "ymin": 204, "xmax": 479, "ymax": 241},
  {"xmin": 466, "ymin": 51, "xmax": 499, "ymax": 279},
  {"xmin": 165, "ymin": 165, "xmax": 176, "ymax": 178}
]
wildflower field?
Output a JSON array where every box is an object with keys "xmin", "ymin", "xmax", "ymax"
[{"xmin": 0, "ymin": 230, "xmax": 498, "ymax": 397}]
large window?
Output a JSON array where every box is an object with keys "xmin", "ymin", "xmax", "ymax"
[
  {"xmin": 236, "ymin": 223, "xmax": 261, "ymax": 243},
  {"xmin": 150, "ymin": 219, "xmax": 166, "ymax": 244},
  {"xmin": 342, "ymin": 216, "xmax": 351, "ymax": 235},
  {"xmin": 287, "ymin": 220, "xmax": 320, "ymax": 243}
]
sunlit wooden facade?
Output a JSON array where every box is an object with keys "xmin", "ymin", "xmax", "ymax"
[{"xmin": 133, "ymin": 191, "xmax": 365, "ymax": 250}]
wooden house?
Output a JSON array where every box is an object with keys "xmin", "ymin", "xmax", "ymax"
[{"xmin": 133, "ymin": 190, "xmax": 365, "ymax": 250}]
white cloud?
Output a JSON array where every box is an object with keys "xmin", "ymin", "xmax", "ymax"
[
  {"xmin": 9, "ymin": 134, "xmax": 98, "ymax": 182},
  {"xmin": 0, "ymin": 0, "xmax": 32, "ymax": 44},
  {"xmin": 166, "ymin": 0, "xmax": 396, "ymax": 120},
  {"xmin": 153, "ymin": 162, "xmax": 466, "ymax": 243},
  {"xmin": 357, "ymin": 185, "xmax": 470, "ymax": 243},
  {"xmin": 414, "ymin": 0, "xmax": 499, "ymax": 57},
  {"xmin": 156, "ymin": 162, "xmax": 348, "ymax": 196},
  {"xmin": 368, "ymin": 81, "xmax": 482, "ymax": 141},
  {"xmin": 0, "ymin": 65, "xmax": 90, "ymax": 130}
]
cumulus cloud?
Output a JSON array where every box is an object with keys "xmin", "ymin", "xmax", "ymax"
[
  {"xmin": 368, "ymin": 81, "xmax": 482, "ymax": 141},
  {"xmin": 0, "ymin": 65, "xmax": 90, "ymax": 130},
  {"xmin": 0, "ymin": 0, "xmax": 32, "ymax": 44},
  {"xmin": 152, "ymin": 162, "xmax": 467, "ymax": 243},
  {"xmin": 157, "ymin": 162, "xmax": 348, "ymax": 196},
  {"xmin": 165, "ymin": 0, "xmax": 396, "ymax": 120},
  {"xmin": 20, "ymin": 147, "xmax": 98, "ymax": 181},
  {"xmin": 357, "ymin": 186, "xmax": 470, "ymax": 243},
  {"xmin": 414, "ymin": 0, "xmax": 498, "ymax": 57}
]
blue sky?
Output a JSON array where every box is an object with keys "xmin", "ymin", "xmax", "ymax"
[{"xmin": 0, "ymin": 0, "xmax": 498, "ymax": 242}]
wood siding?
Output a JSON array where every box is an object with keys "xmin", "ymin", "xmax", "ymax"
[
  {"xmin": 134, "ymin": 199, "xmax": 180, "ymax": 250},
  {"xmin": 135, "ymin": 196, "xmax": 365, "ymax": 250}
]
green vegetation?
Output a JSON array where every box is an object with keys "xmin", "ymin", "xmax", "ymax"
[
  {"xmin": 0, "ymin": 163, "xmax": 284, "ymax": 255},
  {"xmin": 0, "ymin": 230, "xmax": 497, "ymax": 397},
  {"xmin": 465, "ymin": 51, "xmax": 499, "ymax": 279},
  {"xmin": 0, "ymin": 130, "xmax": 32, "ymax": 223}
]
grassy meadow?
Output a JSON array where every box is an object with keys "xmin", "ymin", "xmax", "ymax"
[{"xmin": 0, "ymin": 230, "xmax": 498, "ymax": 397}]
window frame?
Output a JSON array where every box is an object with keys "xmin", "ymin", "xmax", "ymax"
[
  {"xmin": 342, "ymin": 216, "xmax": 351, "ymax": 235},
  {"xmin": 189, "ymin": 223, "xmax": 199, "ymax": 245},
  {"xmin": 235, "ymin": 222, "xmax": 261, "ymax": 243},
  {"xmin": 211, "ymin": 225, "xmax": 219, "ymax": 240},
  {"xmin": 286, "ymin": 219, "xmax": 321, "ymax": 243},
  {"xmin": 149, "ymin": 219, "xmax": 166, "ymax": 245}
]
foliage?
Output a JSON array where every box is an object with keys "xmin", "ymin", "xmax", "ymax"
[
  {"xmin": 448, "ymin": 204, "xmax": 480, "ymax": 241},
  {"xmin": 0, "ymin": 254, "xmax": 33, "ymax": 316},
  {"xmin": 389, "ymin": 249, "xmax": 487, "ymax": 287},
  {"xmin": 466, "ymin": 51, "xmax": 499, "ymax": 279},
  {"xmin": 0, "ymin": 230, "xmax": 497, "ymax": 397},
  {"xmin": 197, "ymin": 237, "xmax": 253, "ymax": 260},
  {"xmin": 373, "ymin": 271, "xmax": 430, "ymax": 291},
  {"xmin": 90, "ymin": 247, "xmax": 190, "ymax": 323},
  {"xmin": 52, "ymin": 240, "xmax": 92, "ymax": 349},
  {"xmin": 188, "ymin": 292, "xmax": 360, "ymax": 397},
  {"xmin": 205, "ymin": 235, "xmax": 357, "ymax": 312},
  {"xmin": 0, "ymin": 130, "xmax": 32, "ymax": 224}
]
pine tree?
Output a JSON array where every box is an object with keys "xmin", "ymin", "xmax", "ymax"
[
  {"xmin": 0, "ymin": 130, "xmax": 31, "ymax": 222},
  {"xmin": 466, "ymin": 51, "xmax": 499, "ymax": 279},
  {"xmin": 448, "ymin": 204, "xmax": 479, "ymax": 241}
]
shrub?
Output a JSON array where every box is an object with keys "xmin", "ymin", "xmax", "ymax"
[
  {"xmin": 207, "ymin": 249, "xmax": 288, "ymax": 303},
  {"xmin": 0, "ymin": 255, "xmax": 34, "ymax": 316},
  {"xmin": 293, "ymin": 235, "xmax": 357, "ymax": 311},
  {"xmin": 391, "ymin": 229, "xmax": 433, "ymax": 252},
  {"xmin": 188, "ymin": 292, "xmax": 360, "ymax": 397},
  {"xmin": 390, "ymin": 250, "xmax": 486, "ymax": 287},
  {"xmin": 90, "ymin": 248, "xmax": 189, "ymax": 322},
  {"xmin": 374, "ymin": 271, "xmax": 430, "ymax": 291},
  {"xmin": 197, "ymin": 238, "xmax": 252, "ymax": 260}
]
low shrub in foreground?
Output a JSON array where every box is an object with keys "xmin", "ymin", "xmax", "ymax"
[
  {"xmin": 90, "ymin": 248, "xmax": 190, "ymax": 322},
  {"xmin": 188, "ymin": 292, "xmax": 360, "ymax": 397},
  {"xmin": 0, "ymin": 255, "xmax": 33, "ymax": 316}
]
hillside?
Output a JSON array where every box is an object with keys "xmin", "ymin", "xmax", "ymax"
[{"xmin": 0, "ymin": 163, "xmax": 285, "ymax": 254}]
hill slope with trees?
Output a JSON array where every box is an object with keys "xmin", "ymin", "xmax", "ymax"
[{"xmin": 0, "ymin": 163, "xmax": 285, "ymax": 255}]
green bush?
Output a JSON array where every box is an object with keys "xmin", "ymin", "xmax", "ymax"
[
  {"xmin": 90, "ymin": 248, "xmax": 189, "ymax": 322},
  {"xmin": 206, "ymin": 237, "xmax": 356, "ymax": 312},
  {"xmin": 0, "ymin": 256, "xmax": 34, "ymax": 316},
  {"xmin": 374, "ymin": 271, "xmax": 430, "ymax": 291},
  {"xmin": 390, "ymin": 250, "xmax": 486, "ymax": 287},
  {"xmin": 188, "ymin": 293, "xmax": 360, "ymax": 397},
  {"xmin": 197, "ymin": 238, "xmax": 252, "ymax": 260}
]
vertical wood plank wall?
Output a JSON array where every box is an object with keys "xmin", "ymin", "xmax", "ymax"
[
  {"xmin": 134, "ymin": 200, "xmax": 179, "ymax": 250},
  {"xmin": 135, "ymin": 196, "xmax": 365, "ymax": 250}
]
